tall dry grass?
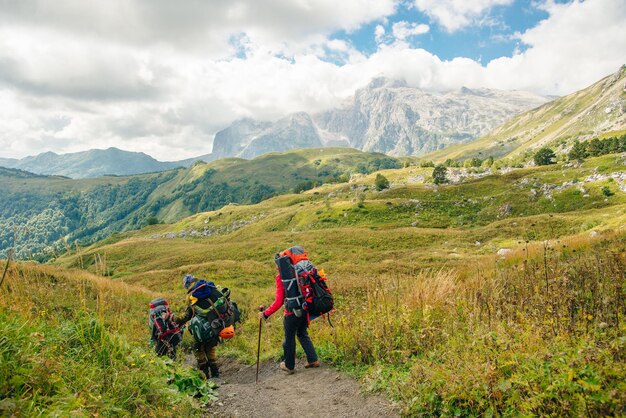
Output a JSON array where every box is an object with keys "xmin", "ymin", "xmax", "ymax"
[{"xmin": 314, "ymin": 232, "xmax": 625, "ymax": 416}]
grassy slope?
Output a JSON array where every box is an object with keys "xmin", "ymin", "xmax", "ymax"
[
  {"xmin": 1, "ymin": 147, "xmax": 398, "ymax": 259},
  {"xmin": 51, "ymin": 153, "xmax": 626, "ymax": 415},
  {"xmin": 0, "ymin": 263, "xmax": 218, "ymax": 417},
  {"xmin": 426, "ymin": 66, "xmax": 626, "ymax": 163}
]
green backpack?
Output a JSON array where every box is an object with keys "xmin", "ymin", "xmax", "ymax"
[{"xmin": 188, "ymin": 283, "xmax": 237, "ymax": 343}]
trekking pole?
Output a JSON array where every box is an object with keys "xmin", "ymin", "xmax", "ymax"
[
  {"xmin": 0, "ymin": 249, "xmax": 12, "ymax": 289},
  {"xmin": 256, "ymin": 305, "xmax": 264, "ymax": 384}
]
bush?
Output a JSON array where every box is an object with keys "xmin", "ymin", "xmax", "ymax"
[
  {"xmin": 293, "ymin": 180, "xmax": 315, "ymax": 194},
  {"xmin": 375, "ymin": 174, "xmax": 390, "ymax": 191},
  {"xmin": 568, "ymin": 140, "xmax": 588, "ymax": 161},
  {"xmin": 432, "ymin": 165, "xmax": 448, "ymax": 185},
  {"xmin": 533, "ymin": 147, "xmax": 556, "ymax": 166}
]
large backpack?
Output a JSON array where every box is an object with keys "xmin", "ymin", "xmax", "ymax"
[
  {"xmin": 187, "ymin": 281, "xmax": 239, "ymax": 343},
  {"xmin": 149, "ymin": 298, "xmax": 182, "ymax": 350},
  {"xmin": 275, "ymin": 246, "xmax": 334, "ymax": 319}
]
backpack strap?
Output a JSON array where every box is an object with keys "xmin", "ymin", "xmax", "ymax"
[{"xmin": 205, "ymin": 296, "xmax": 222, "ymax": 318}]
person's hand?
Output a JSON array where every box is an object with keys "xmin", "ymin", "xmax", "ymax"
[{"xmin": 258, "ymin": 311, "xmax": 266, "ymax": 320}]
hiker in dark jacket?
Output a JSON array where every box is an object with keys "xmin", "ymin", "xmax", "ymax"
[
  {"xmin": 174, "ymin": 275, "xmax": 222, "ymax": 379},
  {"xmin": 259, "ymin": 270, "xmax": 320, "ymax": 374}
]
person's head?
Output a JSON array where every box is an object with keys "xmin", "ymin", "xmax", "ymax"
[{"xmin": 183, "ymin": 274, "xmax": 197, "ymax": 289}]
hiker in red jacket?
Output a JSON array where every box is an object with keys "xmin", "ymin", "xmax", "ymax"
[{"xmin": 259, "ymin": 247, "xmax": 320, "ymax": 374}]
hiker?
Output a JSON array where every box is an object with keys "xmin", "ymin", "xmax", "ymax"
[
  {"xmin": 259, "ymin": 246, "xmax": 333, "ymax": 374},
  {"xmin": 174, "ymin": 274, "xmax": 238, "ymax": 379},
  {"xmin": 149, "ymin": 298, "xmax": 182, "ymax": 360}
]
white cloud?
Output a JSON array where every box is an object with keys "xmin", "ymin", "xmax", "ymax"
[
  {"xmin": 392, "ymin": 21, "xmax": 430, "ymax": 40},
  {"xmin": 0, "ymin": 0, "xmax": 624, "ymax": 160},
  {"xmin": 375, "ymin": 25, "xmax": 386, "ymax": 43},
  {"xmin": 483, "ymin": 0, "xmax": 626, "ymax": 94},
  {"xmin": 413, "ymin": 0, "xmax": 514, "ymax": 32}
]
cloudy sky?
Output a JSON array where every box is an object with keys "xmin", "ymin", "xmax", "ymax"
[{"xmin": 1, "ymin": 0, "xmax": 625, "ymax": 161}]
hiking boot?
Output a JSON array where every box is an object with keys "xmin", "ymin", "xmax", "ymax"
[
  {"xmin": 305, "ymin": 360, "xmax": 320, "ymax": 369},
  {"xmin": 200, "ymin": 364, "xmax": 211, "ymax": 379},
  {"xmin": 279, "ymin": 362, "xmax": 295, "ymax": 374},
  {"xmin": 208, "ymin": 363, "xmax": 220, "ymax": 378}
]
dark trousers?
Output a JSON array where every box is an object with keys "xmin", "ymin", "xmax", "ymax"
[
  {"xmin": 155, "ymin": 332, "xmax": 181, "ymax": 360},
  {"xmin": 283, "ymin": 314, "xmax": 318, "ymax": 370},
  {"xmin": 194, "ymin": 340, "xmax": 219, "ymax": 378}
]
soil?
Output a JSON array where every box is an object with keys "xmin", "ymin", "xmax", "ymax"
[{"xmin": 203, "ymin": 358, "xmax": 400, "ymax": 418}]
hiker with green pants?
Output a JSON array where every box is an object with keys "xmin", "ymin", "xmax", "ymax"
[{"xmin": 174, "ymin": 275, "xmax": 235, "ymax": 379}]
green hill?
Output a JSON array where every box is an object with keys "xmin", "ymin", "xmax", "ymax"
[
  {"xmin": 48, "ymin": 152, "xmax": 626, "ymax": 416},
  {"xmin": 426, "ymin": 66, "xmax": 626, "ymax": 163},
  {"xmin": 3, "ymin": 150, "xmax": 625, "ymax": 416},
  {"xmin": 0, "ymin": 148, "xmax": 399, "ymax": 260}
]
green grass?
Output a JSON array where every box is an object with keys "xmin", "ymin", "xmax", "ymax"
[
  {"xmin": 0, "ymin": 264, "xmax": 214, "ymax": 417},
  {"xmin": 1, "ymin": 147, "xmax": 399, "ymax": 260},
  {"xmin": 5, "ymin": 152, "xmax": 625, "ymax": 416}
]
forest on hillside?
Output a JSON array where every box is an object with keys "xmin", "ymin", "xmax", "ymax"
[{"xmin": 0, "ymin": 153, "xmax": 400, "ymax": 260}]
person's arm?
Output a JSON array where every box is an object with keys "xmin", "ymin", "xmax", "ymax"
[
  {"xmin": 174, "ymin": 305, "xmax": 193, "ymax": 326},
  {"xmin": 262, "ymin": 275, "xmax": 284, "ymax": 319}
]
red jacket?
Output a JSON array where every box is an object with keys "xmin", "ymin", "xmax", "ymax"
[{"xmin": 263, "ymin": 274, "xmax": 293, "ymax": 318}]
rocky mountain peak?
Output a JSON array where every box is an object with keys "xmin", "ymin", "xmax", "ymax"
[
  {"xmin": 365, "ymin": 77, "xmax": 409, "ymax": 90},
  {"xmin": 210, "ymin": 77, "xmax": 550, "ymax": 159}
]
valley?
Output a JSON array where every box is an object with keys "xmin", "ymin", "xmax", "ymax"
[
  {"xmin": 1, "ymin": 69, "xmax": 625, "ymax": 417},
  {"xmin": 47, "ymin": 152, "xmax": 626, "ymax": 416}
]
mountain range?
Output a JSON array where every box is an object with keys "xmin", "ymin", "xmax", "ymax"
[
  {"xmin": 3, "ymin": 67, "xmax": 624, "ymax": 179},
  {"xmin": 0, "ymin": 147, "xmax": 214, "ymax": 179},
  {"xmin": 0, "ymin": 78, "xmax": 548, "ymax": 178},
  {"xmin": 211, "ymin": 77, "xmax": 549, "ymax": 159},
  {"xmin": 426, "ymin": 65, "xmax": 626, "ymax": 162}
]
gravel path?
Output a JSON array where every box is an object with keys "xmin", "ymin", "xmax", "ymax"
[{"xmin": 204, "ymin": 358, "xmax": 399, "ymax": 418}]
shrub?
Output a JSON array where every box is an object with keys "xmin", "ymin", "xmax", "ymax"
[
  {"xmin": 432, "ymin": 165, "xmax": 448, "ymax": 185},
  {"xmin": 533, "ymin": 147, "xmax": 556, "ymax": 165},
  {"xmin": 568, "ymin": 140, "xmax": 588, "ymax": 161},
  {"xmin": 375, "ymin": 174, "xmax": 390, "ymax": 191}
]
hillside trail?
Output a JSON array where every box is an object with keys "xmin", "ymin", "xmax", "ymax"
[{"xmin": 200, "ymin": 357, "xmax": 400, "ymax": 417}]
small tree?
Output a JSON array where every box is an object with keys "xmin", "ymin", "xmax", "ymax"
[
  {"xmin": 602, "ymin": 186, "xmax": 614, "ymax": 197},
  {"xmin": 357, "ymin": 193, "xmax": 366, "ymax": 208},
  {"xmin": 375, "ymin": 174, "xmax": 390, "ymax": 191},
  {"xmin": 432, "ymin": 164, "xmax": 448, "ymax": 185},
  {"xmin": 482, "ymin": 156, "xmax": 495, "ymax": 168},
  {"xmin": 533, "ymin": 147, "xmax": 556, "ymax": 166},
  {"xmin": 568, "ymin": 140, "xmax": 588, "ymax": 162},
  {"xmin": 587, "ymin": 138, "xmax": 603, "ymax": 157}
]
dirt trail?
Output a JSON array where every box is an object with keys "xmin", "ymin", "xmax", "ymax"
[{"xmin": 204, "ymin": 358, "xmax": 400, "ymax": 417}]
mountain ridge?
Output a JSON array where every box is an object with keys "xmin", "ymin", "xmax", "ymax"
[
  {"xmin": 424, "ymin": 65, "xmax": 626, "ymax": 162},
  {"xmin": 0, "ymin": 147, "xmax": 216, "ymax": 179},
  {"xmin": 211, "ymin": 78, "xmax": 550, "ymax": 159},
  {"xmin": 0, "ymin": 147, "xmax": 399, "ymax": 259}
]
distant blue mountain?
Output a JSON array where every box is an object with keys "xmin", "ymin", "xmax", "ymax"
[{"xmin": 0, "ymin": 147, "xmax": 214, "ymax": 178}]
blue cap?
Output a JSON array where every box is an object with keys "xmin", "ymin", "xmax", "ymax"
[{"xmin": 183, "ymin": 274, "xmax": 196, "ymax": 289}]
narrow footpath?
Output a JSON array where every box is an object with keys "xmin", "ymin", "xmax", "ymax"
[{"xmin": 205, "ymin": 359, "xmax": 400, "ymax": 417}]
